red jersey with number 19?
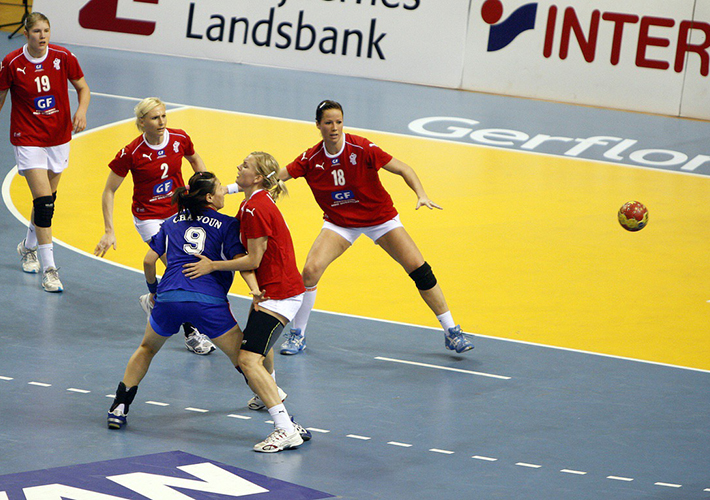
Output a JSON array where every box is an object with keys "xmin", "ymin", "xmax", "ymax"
[
  {"xmin": 109, "ymin": 128, "xmax": 195, "ymax": 220},
  {"xmin": 238, "ymin": 190, "xmax": 305, "ymax": 301},
  {"xmin": 286, "ymin": 133, "xmax": 397, "ymax": 228},
  {"xmin": 0, "ymin": 44, "xmax": 84, "ymax": 146}
]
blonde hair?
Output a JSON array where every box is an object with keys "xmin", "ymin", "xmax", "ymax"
[
  {"xmin": 250, "ymin": 151, "xmax": 288, "ymax": 201},
  {"xmin": 25, "ymin": 12, "xmax": 50, "ymax": 32},
  {"xmin": 134, "ymin": 97, "xmax": 165, "ymax": 132}
]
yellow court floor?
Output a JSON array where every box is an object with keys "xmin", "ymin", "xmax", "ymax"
[{"xmin": 10, "ymin": 107, "xmax": 710, "ymax": 370}]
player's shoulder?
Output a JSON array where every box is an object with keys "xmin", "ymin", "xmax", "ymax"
[
  {"xmin": 47, "ymin": 44, "xmax": 74, "ymax": 59},
  {"xmin": 167, "ymin": 128, "xmax": 189, "ymax": 138},
  {"xmin": 2, "ymin": 47, "xmax": 24, "ymax": 66},
  {"xmin": 121, "ymin": 134, "xmax": 147, "ymax": 154}
]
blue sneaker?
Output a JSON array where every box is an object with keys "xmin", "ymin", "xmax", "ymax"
[
  {"xmin": 291, "ymin": 417, "xmax": 312, "ymax": 442},
  {"xmin": 280, "ymin": 328, "xmax": 306, "ymax": 355},
  {"xmin": 107, "ymin": 407, "xmax": 127, "ymax": 429},
  {"xmin": 445, "ymin": 325, "xmax": 474, "ymax": 353}
]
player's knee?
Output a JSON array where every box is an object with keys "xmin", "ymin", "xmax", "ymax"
[
  {"xmin": 33, "ymin": 195, "xmax": 55, "ymax": 228},
  {"xmin": 301, "ymin": 261, "xmax": 322, "ymax": 286},
  {"xmin": 409, "ymin": 262, "xmax": 437, "ymax": 291}
]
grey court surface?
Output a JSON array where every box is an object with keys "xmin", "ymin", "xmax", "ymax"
[{"xmin": 0, "ymin": 35, "xmax": 709, "ymax": 500}]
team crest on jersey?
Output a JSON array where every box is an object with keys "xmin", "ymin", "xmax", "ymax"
[
  {"xmin": 349, "ymin": 153, "xmax": 357, "ymax": 165},
  {"xmin": 35, "ymin": 64, "xmax": 43, "ymax": 71},
  {"xmin": 173, "ymin": 141, "xmax": 180, "ymax": 153},
  {"xmin": 53, "ymin": 58, "xmax": 61, "ymax": 70},
  {"xmin": 332, "ymin": 158, "xmax": 340, "ymax": 165},
  {"xmin": 158, "ymin": 149, "xmax": 166, "ymax": 158}
]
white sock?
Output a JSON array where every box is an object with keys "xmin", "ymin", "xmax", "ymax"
[
  {"xmin": 292, "ymin": 286, "xmax": 317, "ymax": 335},
  {"xmin": 38, "ymin": 243, "xmax": 55, "ymax": 272},
  {"xmin": 267, "ymin": 403, "xmax": 294, "ymax": 433},
  {"xmin": 25, "ymin": 224, "xmax": 37, "ymax": 249},
  {"xmin": 436, "ymin": 311, "xmax": 456, "ymax": 331}
]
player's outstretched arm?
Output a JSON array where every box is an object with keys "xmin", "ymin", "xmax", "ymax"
[
  {"xmin": 183, "ymin": 237, "xmax": 268, "ymax": 278},
  {"xmin": 94, "ymin": 172, "xmax": 124, "ymax": 257},
  {"xmin": 382, "ymin": 158, "xmax": 442, "ymax": 210},
  {"xmin": 185, "ymin": 152, "xmax": 206, "ymax": 173}
]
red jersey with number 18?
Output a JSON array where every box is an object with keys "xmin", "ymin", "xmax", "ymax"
[
  {"xmin": 238, "ymin": 190, "xmax": 305, "ymax": 301},
  {"xmin": 286, "ymin": 133, "xmax": 398, "ymax": 228},
  {"xmin": 109, "ymin": 128, "xmax": 195, "ymax": 220},
  {"xmin": 0, "ymin": 44, "xmax": 84, "ymax": 147}
]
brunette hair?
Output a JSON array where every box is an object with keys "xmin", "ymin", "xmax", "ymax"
[
  {"xmin": 315, "ymin": 100, "xmax": 343, "ymax": 123},
  {"xmin": 172, "ymin": 171, "xmax": 218, "ymax": 219}
]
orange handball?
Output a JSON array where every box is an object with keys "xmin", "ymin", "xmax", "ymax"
[{"xmin": 618, "ymin": 201, "xmax": 648, "ymax": 231}]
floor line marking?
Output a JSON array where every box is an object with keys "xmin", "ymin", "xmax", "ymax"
[
  {"xmin": 307, "ymin": 428, "xmax": 330, "ymax": 434},
  {"xmin": 560, "ymin": 469, "xmax": 587, "ymax": 475},
  {"xmin": 607, "ymin": 476, "xmax": 634, "ymax": 482},
  {"xmin": 430, "ymin": 449, "xmax": 455, "ymax": 455},
  {"xmin": 375, "ymin": 357, "xmax": 511, "ymax": 379},
  {"xmin": 146, "ymin": 401, "xmax": 169, "ymax": 407},
  {"xmin": 28, "ymin": 382, "xmax": 51, "ymax": 387},
  {"xmin": 346, "ymin": 434, "xmax": 371, "ymax": 440},
  {"xmin": 228, "ymin": 414, "xmax": 251, "ymax": 420},
  {"xmin": 388, "ymin": 442, "xmax": 413, "ymax": 448},
  {"xmin": 0, "ymin": 376, "xmax": 13, "ymax": 381},
  {"xmin": 185, "ymin": 407, "xmax": 208, "ymax": 413},
  {"xmin": 516, "ymin": 462, "xmax": 542, "ymax": 469},
  {"xmin": 67, "ymin": 388, "xmax": 90, "ymax": 393},
  {"xmin": 654, "ymin": 482, "xmax": 682, "ymax": 488},
  {"xmin": 472, "ymin": 455, "xmax": 498, "ymax": 462}
]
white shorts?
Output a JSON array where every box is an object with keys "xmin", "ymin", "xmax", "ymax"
[
  {"xmin": 258, "ymin": 293, "xmax": 304, "ymax": 323},
  {"xmin": 323, "ymin": 215, "xmax": 403, "ymax": 245},
  {"xmin": 14, "ymin": 143, "xmax": 70, "ymax": 176},
  {"xmin": 133, "ymin": 216, "xmax": 167, "ymax": 242}
]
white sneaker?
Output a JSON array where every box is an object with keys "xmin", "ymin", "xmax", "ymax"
[
  {"xmin": 17, "ymin": 239, "xmax": 40, "ymax": 274},
  {"xmin": 253, "ymin": 427, "xmax": 303, "ymax": 453},
  {"xmin": 42, "ymin": 267, "xmax": 63, "ymax": 293},
  {"xmin": 184, "ymin": 327, "xmax": 215, "ymax": 355},
  {"xmin": 139, "ymin": 294, "xmax": 154, "ymax": 319},
  {"xmin": 247, "ymin": 386, "xmax": 287, "ymax": 411}
]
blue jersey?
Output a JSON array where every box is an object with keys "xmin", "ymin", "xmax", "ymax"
[{"xmin": 149, "ymin": 208, "xmax": 245, "ymax": 301}]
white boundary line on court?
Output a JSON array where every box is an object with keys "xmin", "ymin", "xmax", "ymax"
[
  {"xmin": 3, "ymin": 94, "xmax": 710, "ymax": 376},
  {"xmin": 375, "ymin": 356, "xmax": 511, "ymax": 379}
]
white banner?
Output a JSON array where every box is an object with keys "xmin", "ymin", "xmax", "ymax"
[
  {"xmin": 32, "ymin": 0, "xmax": 469, "ymax": 89},
  {"xmin": 462, "ymin": 0, "xmax": 698, "ymax": 117}
]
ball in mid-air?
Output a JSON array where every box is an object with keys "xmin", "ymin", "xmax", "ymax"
[{"xmin": 618, "ymin": 201, "xmax": 648, "ymax": 231}]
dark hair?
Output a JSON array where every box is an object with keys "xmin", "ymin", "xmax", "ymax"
[
  {"xmin": 172, "ymin": 171, "xmax": 217, "ymax": 219},
  {"xmin": 315, "ymin": 100, "xmax": 343, "ymax": 123}
]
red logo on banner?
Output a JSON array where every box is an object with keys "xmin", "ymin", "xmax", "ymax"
[{"xmin": 79, "ymin": 0, "xmax": 159, "ymax": 36}]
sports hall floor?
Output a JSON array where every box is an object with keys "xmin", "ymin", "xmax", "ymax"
[{"xmin": 0, "ymin": 30, "xmax": 709, "ymax": 500}]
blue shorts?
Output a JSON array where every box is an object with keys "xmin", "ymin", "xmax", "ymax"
[{"xmin": 149, "ymin": 301, "xmax": 238, "ymax": 339}]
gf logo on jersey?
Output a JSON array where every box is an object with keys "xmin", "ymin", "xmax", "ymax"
[
  {"xmin": 332, "ymin": 190, "xmax": 355, "ymax": 201},
  {"xmin": 34, "ymin": 95, "xmax": 56, "ymax": 112},
  {"xmin": 79, "ymin": 0, "xmax": 159, "ymax": 36},
  {"xmin": 481, "ymin": 0, "xmax": 538, "ymax": 51},
  {"xmin": 154, "ymin": 179, "xmax": 173, "ymax": 195}
]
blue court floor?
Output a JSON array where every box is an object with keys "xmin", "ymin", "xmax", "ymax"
[{"xmin": 0, "ymin": 34, "xmax": 709, "ymax": 500}]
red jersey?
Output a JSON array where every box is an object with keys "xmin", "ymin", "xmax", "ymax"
[
  {"xmin": 238, "ymin": 190, "xmax": 305, "ymax": 300},
  {"xmin": 286, "ymin": 133, "xmax": 398, "ymax": 228},
  {"xmin": 0, "ymin": 44, "xmax": 84, "ymax": 147},
  {"xmin": 109, "ymin": 129, "xmax": 195, "ymax": 220}
]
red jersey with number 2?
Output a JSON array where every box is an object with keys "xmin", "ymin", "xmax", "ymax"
[
  {"xmin": 0, "ymin": 44, "xmax": 84, "ymax": 146},
  {"xmin": 109, "ymin": 128, "xmax": 195, "ymax": 220},
  {"xmin": 286, "ymin": 134, "xmax": 398, "ymax": 228},
  {"xmin": 238, "ymin": 190, "xmax": 305, "ymax": 300}
]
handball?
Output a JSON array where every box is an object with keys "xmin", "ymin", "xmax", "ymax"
[{"xmin": 618, "ymin": 201, "xmax": 648, "ymax": 231}]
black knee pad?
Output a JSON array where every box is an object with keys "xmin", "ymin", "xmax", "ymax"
[
  {"xmin": 409, "ymin": 262, "xmax": 437, "ymax": 290},
  {"xmin": 242, "ymin": 309, "xmax": 285, "ymax": 356},
  {"xmin": 33, "ymin": 195, "xmax": 55, "ymax": 228}
]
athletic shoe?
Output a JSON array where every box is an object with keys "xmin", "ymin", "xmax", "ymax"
[
  {"xmin": 444, "ymin": 325, "xmax": 474, "ymax": 353},
  {"xmin": 17, "ymin": 239, "xmax": 40, "ymax": 274},
  {"xmin": 291, "ymin": 417, "xmax": 312, "ymax": 442},
  {"xmin": 280, "ymin": 328, "xmax": 306, "ymax": 355},
  {"xmin": 139, "ymin": 293, "xmax": 154, "ymax": 319},
  {"xmin": 253, "ymin": 427, "xmax": 303, "ymax": 453},
  {"xmin": 247, "ymin": 386, "xmax": 288, "ymax": 411},
  {"xmin": 107, "ymin": 408, "xmax": 127, "ymax": 429},
  {"xmin": 41, "ymin": 267, "xmax": 63, "ymax": 293},
  {"xmin": 184, "ymin": 327, "xmax": 215, "ymax": 355}
]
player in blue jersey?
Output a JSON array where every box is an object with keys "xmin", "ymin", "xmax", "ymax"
[{"xmin": 106, "ymin": 171, "xmax": 308, "ymax": 451}]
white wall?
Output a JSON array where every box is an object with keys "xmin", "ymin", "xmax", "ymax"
[{"xmin": 33, "ymin": 0, "xmax": 710, "ymax": 120}]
